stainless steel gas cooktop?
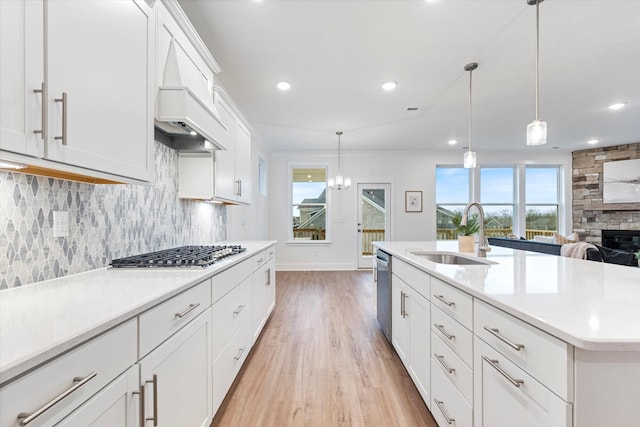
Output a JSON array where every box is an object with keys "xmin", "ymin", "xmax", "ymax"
[{"xmin": 109, "ymin": 245, "xmax": 246, "ymax": 268}]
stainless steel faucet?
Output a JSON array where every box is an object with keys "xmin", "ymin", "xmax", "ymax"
[{"xmin": 461, "ymin": 201, "xmax": 491, "ymax": 258}]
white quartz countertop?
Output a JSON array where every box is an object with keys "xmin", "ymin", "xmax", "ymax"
[
  {"xmin": 375, "ymin": 241, "xmax": 640, "ymax": 352},
  {"xmin": 0, "ymin": 241, "xmax": 276, "ymax": 386}
]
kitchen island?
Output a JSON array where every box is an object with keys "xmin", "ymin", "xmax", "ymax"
[{"xmin": 375, "ymin": 240, "xmax": 640, "ymax": 427}]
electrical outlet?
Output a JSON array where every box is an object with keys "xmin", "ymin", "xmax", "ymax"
[{"xmin": 53, "ymin": 211, "xmax": 68, "ymax": 237}]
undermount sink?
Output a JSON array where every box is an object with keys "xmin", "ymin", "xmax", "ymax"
[{"xmin": 410, "ymin": 251, "xmax": 495, "ymax": 265}]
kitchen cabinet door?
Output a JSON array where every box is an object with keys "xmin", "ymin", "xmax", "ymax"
[
  {"xmin": 139, "ymin": 309, "xmax": 212, "ymax": 427},
  {"xmin": 0, "ymin": 0, "xmax": 43, "ymax": 157},
  {"xmin": 44, "ymin": 0, "xmax": 153, "ymax": 182},
  {"xmin": 56, "ymin": 365, "xmax": 140, "ymax": 427},
  {"xmin": 234, "ymin": 120, "xmax": 252, "ymax": 204},
  {"xmin": 407, "ymin": 285, "xmax": 430, "ymax": 407},
  {"xmin": 264, "ymin": 258, "xmax": 276, "ymax": 318},
  {"xmin": 251, "ymin": 258, "xmax": 267, "ymax": 342},
  {"xmin": 391, "ymin": 277, "xmax": 410, "ymax": 365}
]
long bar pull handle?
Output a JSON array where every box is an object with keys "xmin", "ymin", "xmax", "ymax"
[
  {"xmin": 433, "ymin": 399, "xmax": 455, "ymax": 425},
  {"xmin": 132, "ymin": 385, "xmax": 145, "ymax": 427},
  {"xmin": 434, "ymin": 353, "xmax": 455, "ymax": 374},
  {"xmin": 265, "ymin": 268, "xmax": 271, "ymax": 286},
  {"xmin": 145, "ymin": 375, "xmax": 158, "ymax": 426},
  {"xmin": 233, "ymin": 305, "xmax": 246, "ymax": 316},
  {"xmin": 482, "ymin": 356, "xmax": 525, "ymax": 388},
  {"xmin": 399, "ymin": 291, "xmax": 405, "ymax": 317},
  {"xmin": 402, "ymin": 292, "xmax": 409, "ymax": 317},
  {"xmin": 54, "ymin": 92, "xmax": 67, "ymax": 145},
  {"xmin": 434, "ymin": 324, "xmax": 455, "ymax": 341},
  {"xmin": 17, "ymin": 372, "xmax": 97, "ymax": 425},
  {"xmin": 238, "ymin": 179, "xmax": 242, "ymax": 197},
  {"xmin": 175, "ymin": 303, "xmax": 200, "ymax": 319},
  {"xmin": 33, "ymin": 82, "xmax": 47, "ymax": 140},
  {"xmin": 483, "ymin": 326, "xmax": 525, "ymax": 351},
  {"xmin": 434, "ymin": 294, "xmax": 455, "ymax": 307},
  {"xmin": 233, "ymin": 347, "xmax": 246, "ymax": 362}
]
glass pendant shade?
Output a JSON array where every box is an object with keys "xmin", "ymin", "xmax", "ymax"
[
  {"xmin": 463, "ymin": 151, "xmax": 477, "ymax": 168},
  {"xmin": 526, "ymin": 119, "xmax": 547, "ymax": 146}
]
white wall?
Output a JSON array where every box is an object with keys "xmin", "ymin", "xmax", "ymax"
[
  {"xmin": 226, "ymin": 135, "xmax": 270, "ymax": 241},
  {"xmin": 269, "ymin": 149, "xmax": 572, "ymax": 271}
]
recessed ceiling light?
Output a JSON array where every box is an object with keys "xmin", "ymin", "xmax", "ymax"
[
  {"xmin": 608, "ymin": 102, "xmax": 627, "ymax": 110},
  {"xmin": 276, "ymin": 81, "xmax": 291, "ymax": 91},
  {"xmin": 382, "ymin": 81, "xmax": 397, "ymax": 91},
  {"xmin": 587, "ymin": 139, "xmax": 600, "ymax": 145},
  {"xmin": 448, "ymin": 139, "xmax": 458, "ymax": 145}
]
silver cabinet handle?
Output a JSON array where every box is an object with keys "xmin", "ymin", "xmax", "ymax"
[
  {"xmin": 238, "ymin": 179, "xmax": 242, "ymax": 197},
  {"xmin": 483, "ymin": 326, "xmax": 525, "ymax": 351},
  {"xmin": 434, "ymin": 353, "xmax": 455, "ymax": 374},
  {"xmin": 54, "ymin": 92, "xmax": 67, "ymax": 145},
  {"xmin": 17, "ymin": 372, "xmax": 97, "ymax": 425},
  {"xmin": 33, "ymin": 82, "xmax": 47, "ymax": 141},
  {"xmin": 265, "ymin": 268, "xmax": 271, "ymax": 286},
  {"xmin": 174, "ymin": 303, "xmax": 200, "ymax": 318},
  {"xmin": 434, "ymin": 324, "xmax": 455, "ymax": 340},
  {"xmin": 433, "ymin": 399, "xmax": 455, "ymax": 424},
  {"xmin": 132, "ymin": 385, "xmax": 145, "ymax": 427},
  {"xmin": 233, "ymin": 347, "xmax": 246, "ymax": 362},
  {"xmin": 145, "ymin": 374, "xmax": 158, "ymax": 426},
  {"xmin": 232, "ymin": 304, "xmax": 246, "ymax": 316},
  {"xmin": 400, "ymin": 291, "xmax": 407, "ymax": 318},
  {"xmin": 434, "ymin": 294, "xmax": 455, "ymax": 307},
  {"xmin": 482, "ymin": 356, "xmax": 524, "ymax": 388}
]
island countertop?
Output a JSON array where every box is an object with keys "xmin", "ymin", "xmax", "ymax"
[{"xmin": 374, "ymin": 241, "xmax": 640, "ymax": 352}]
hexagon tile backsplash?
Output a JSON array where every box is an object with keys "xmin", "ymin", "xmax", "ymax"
[{"xmin": 0, "ymin": 142, "xmax": 226, "ymax": 289}]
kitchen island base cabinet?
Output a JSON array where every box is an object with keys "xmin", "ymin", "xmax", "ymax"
[
  {"xmin": 56, "ymin": 365, "xmax": 140, "ymax": 427},
  {"xmin": 138, "ymin": 309, "xmax": 212, "ymax": 427}
]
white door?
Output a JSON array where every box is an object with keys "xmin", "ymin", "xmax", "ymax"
[{"xmin": 357, "ymin": 183, "xmax": 391, "ymax": 268}]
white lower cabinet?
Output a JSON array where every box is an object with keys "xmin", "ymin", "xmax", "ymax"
[
  {"xmin": 474, "ymin": 337, "xmax": 572, "ymax": 427},
  {"xmin": 252, "ymin": 257, "xmax": 276, "ymax": 342},
  {"xmin": 138, "ymin": 309, "xmax": 212, "ymax": 427},
  {"xmin": 56, "ymin": 365, "xmax": 140, "ymax": 427},
  {"xmin": 431, "ymin": 355, "xmax": 473, "ymax": 427},
  {"xmin": 391, "ymin": 265, "xmax": 430, "ymax": 407}
]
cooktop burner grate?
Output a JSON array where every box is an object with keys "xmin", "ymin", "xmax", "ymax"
[{"xmin": 109, "ymin": 245, "xmax": 246, "ymax": 268}]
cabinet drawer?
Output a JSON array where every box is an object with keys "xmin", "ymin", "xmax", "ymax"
[
  {"xmin": 212, "ymin": 253, "xmax": 262, "ymax": 303},
  {"xmin": 392, "ymin": 259, "xmax": 430, "ymax": 299},
  {"xmin": 139, "ymin": 279, "xmax": 210, "ymax": 357},
  {"xmin": 212, "ymin": 276, "xmax": 252, "ymax": 360},
  {"xmin": 475, "ymin": 337, "xmax": 572, "ymax": 427},
  {"xmin": 211, "ymin": 316, "xmax": 253, "ymax": 416},
  {"xmin": 0, "ymin": 320, "xmax": 136, "ymax": 427},
  {"xmin": 432, "ymin": 305, "xmax": 473, "ymax": 368},
  {"xmin": 474, "ymin": 299, "xmax": 573, "ymax": 401},
  {"xmin": 431, "ymin": 331, "xmax": 473, "ymax": 405},
  {"xmin": 431, "ymin": 356, "xmax": 473, "ymax": 427},
  {"xmin": 264, "ymin": 246, "xmax": 275, "ymax": 262},
  {"xmin": 431, "ymin": 277, "xmax": 473, "ymax": 331}
]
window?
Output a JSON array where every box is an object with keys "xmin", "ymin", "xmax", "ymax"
[
  {"xmin": 290, "ymin": 166, "xmax": 327, "ymax": 241},
  {"xmin": 435, "ymin": 167, "xmax": 470, "ymax": 240},
  {"xmin": 480, "ymin": 167, "xmax": 515, "ymax": 238},
  {"xmin": 525, "ymin": 166, "xmax": 559, "ymax": 239},
  {"xmin": 435, "ymin": 165, "xmax": 562, "ymax": 240},
  {"xmin": 258, "ymin": 156, "xmax": 267, "ymax": 196}
]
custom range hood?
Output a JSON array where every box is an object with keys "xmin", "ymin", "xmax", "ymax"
[{"xmin": 155, "ymin": 39, "xmax": 227, "ymax": 152}]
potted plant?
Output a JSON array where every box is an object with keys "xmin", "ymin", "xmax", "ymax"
[{"xmin": 452, "ymin": 212, "xmax": 481, "ymax": 252}]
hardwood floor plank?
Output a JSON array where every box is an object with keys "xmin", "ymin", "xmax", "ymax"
[{"xmin": 211, "ymin": 271, "xmax": 437, "ymax": 427}]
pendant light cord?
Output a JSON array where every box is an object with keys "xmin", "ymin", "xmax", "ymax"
[
  {"xmin": 468, "ymin": 66, "xmax": 473, "ymax": 153},
  {"xmin": 336, "ymin": 131, "xmax": 343, "ymax": 172},
  {"xmin": 535, "ymin": 0, "xmax": 540, "ymax": 121}
]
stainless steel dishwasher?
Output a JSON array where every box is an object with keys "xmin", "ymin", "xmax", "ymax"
[{"xmin": 376, "ymin": 249, "xmax": 392, "ymax": 343}]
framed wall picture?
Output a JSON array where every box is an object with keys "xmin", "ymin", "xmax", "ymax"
[{"xmin": 405, "ymin": 191, "xmax": 422, "ymax": 212}]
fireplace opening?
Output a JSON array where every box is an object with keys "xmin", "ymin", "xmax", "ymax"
[{"xmin": 601, "ymin": 230, "xmax": 640, "ymax": 253}]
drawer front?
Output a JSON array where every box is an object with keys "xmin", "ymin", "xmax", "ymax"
[
  {"xmin": 431, "ymin": 331, "xmax": 473, "ymax": 405},
  {"xmin": 212, "ymin": 276, "xmax": 252, "ymax": 360},
  {"xmin": 431, "ymin": 277, "xmax": 473, "ymax": 331},
  {"xmin": 474, "ymin": 337, "xmax": 572, "ymax": 427},
  {"xmin": 212, "ymin": 253, "xmax": 263, "ymax": 303},
  {"xmin": 432, "ymin": 305, "xmax": 473, "ymax": 368},
  {"xmin": 264, "ymin": 246, "xmax": 275, "ymax": 262},
  {"xmin": 431, "ymin": 356, "xmax": 473, "ymax": 427},
  {"xmin": 139, "ymin": 279, "xmax": 210, "ymax": 357},
  {"xmin": 392, "ymin": 259, "xmax": 430, "ymax": 299},
  {"xmin": 211, "ymin": 316, "xmax": 253, "ymax": 416},
  {"xmin": 0, "ymin": 320, "xmax": 136, "ymax": 427},
  {"xmin": 474, "ymin": 299, "xmax": 573, "ymax": 400}
]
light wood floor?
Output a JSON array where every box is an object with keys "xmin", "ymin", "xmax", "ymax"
[{"xmin": 211, "ymin": 270, "xmax": 437, "ymax": 427}]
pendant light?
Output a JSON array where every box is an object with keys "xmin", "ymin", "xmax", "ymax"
[
  {"xmin": 526, "ymin": 0, "xmax": 547, "ymax": 146},
  {"xmin": 328, "ymin": 131, "xmax": 351, "ymax": 190},
  {"xmin": 463, "ymin": 62, "xmax": 478, "ymax": 168}
]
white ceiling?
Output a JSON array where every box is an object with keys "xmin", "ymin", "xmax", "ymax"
[{"xmin": 178, "ymin": 0, "xmax": 640, "ymax": 154}]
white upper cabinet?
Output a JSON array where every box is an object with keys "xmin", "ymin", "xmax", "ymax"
[
  {"xmin": 0, "ymin": 0, "xmax": 44, "ymax": 158},
  {"xmin": 0, "ymin": 0, "xmax": 154, "ymax": 183}
]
